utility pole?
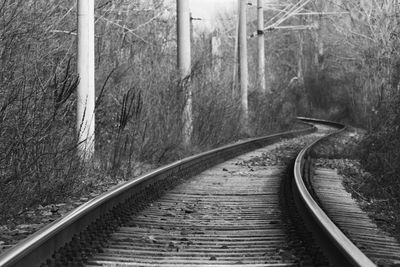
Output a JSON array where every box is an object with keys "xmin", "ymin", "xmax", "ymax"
[
  {"xmin": 297, "ymin": 14, "xmax": 305, "ymax": 86},
  {"xmin": 177, "ymin": 0, "xmax": 192, "ymax": 147},
  {"xmin": 211, "ymin": 35, "xmax": 222, "ymax": 78},
  {"xmin": 77, "ymin": 0, "xmax": 95, "ymax": 161},
  {"xmin": 232, "ymin": 9, "xmax": 240, "ymax": 97},
  {"xmin": 257, "ymin": 0, "xmax": 267, "ymax": 94},
  {"xmin": 297, "ymin": 31, "xmax": 304, "ymax": 85},
  {"xmin": 239, "ymin": 0, "xmax": 249, "ymax": 131}
]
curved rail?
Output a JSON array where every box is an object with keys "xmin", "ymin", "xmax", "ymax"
[
  {"xmin": 0, "ymin": 118, "xmax": 377, "ymax": 267},
  {"xmin": 0, "ymin": 121, "xmax": 316, "ymax": 267},
  {"xmin": 293, "ymin": 117, "xmax": 376, "ymax": 267}
]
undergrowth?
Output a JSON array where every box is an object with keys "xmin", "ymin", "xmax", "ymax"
[
  {"xmin": 0, "ymin": 1, "xmax": 300, "ymax": 224},
  {"xmin": 358, "ymin": 94, "xmax": 400, "ymax": 201}
]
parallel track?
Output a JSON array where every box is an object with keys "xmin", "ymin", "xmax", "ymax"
[{"xmin": 0, "ymin": 118, "xmax": 378, "ymax": 266}]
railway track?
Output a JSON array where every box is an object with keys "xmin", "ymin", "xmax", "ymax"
[{"xmin": 0, "ymin": 118, "xmax": 380, "ymax": 266}]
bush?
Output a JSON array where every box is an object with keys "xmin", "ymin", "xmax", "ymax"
[
  {"xmin": 0, "ymin": 1, "xmax": 83, "ymax": 221},
  {"xmin": 0, "ymin": 0, "xmax": 301, "ymax": 223},
  {"xmin": 359, "ymin": 94, "xmax": 400, "ymax": 199}
]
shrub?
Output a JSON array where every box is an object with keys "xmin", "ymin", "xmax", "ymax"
[{"xmin": 359, "ymin": 94, "xmax": 400, "ymax": 199}]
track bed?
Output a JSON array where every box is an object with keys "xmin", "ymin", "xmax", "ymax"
[{"xmin": 86, "ymin": 127, "xmax": 334, "ymax": 266}]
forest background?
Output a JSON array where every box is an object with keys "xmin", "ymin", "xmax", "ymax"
[{"xmin": 0, "ymin": 0, "xmax": 399, "ymax": 223}]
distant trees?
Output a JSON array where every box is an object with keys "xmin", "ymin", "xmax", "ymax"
[
  {"xmin": 347, "ymin": 1, "xmax": 400, "ymax": 197},
  {"xmin": 264, "ymin": 0, "xmax": 400, "ymax": 200},
  {"xmin": 243, "ymin": 0, "xmax": 398, "ymax": 125},
  {"xmin": 295, "ymin": 0, "xmax": 400, "ymax": 124}
]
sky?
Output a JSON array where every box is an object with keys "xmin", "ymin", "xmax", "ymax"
[
  {"xmin": 189, "ymin": 0, "xmax": 237, "ymax": 30},
  {"xmin": 163, "ymin": 0, "xmax": 276, "ymax": 32},
  {"xmin": 188, "ymin": 0, "xmax": 276, "ymax": 31}
]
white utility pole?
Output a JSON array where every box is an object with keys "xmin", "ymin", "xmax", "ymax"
[
  {"xmin": 297, "ymin": 31, "xmax": 304, "ymax": 85},
  {"xmin": 211, "ymin": 36, "xmax": 222, "ymax": 78},
  {"xmin": 177, "ymin": 0, "xmax": 192, "ymax": 147},
  {"xmin": 239, "ymin": 0, "xmax": 249, "ymax": 130},
  {"xmin": 257, "ymin": 0, "xmax": 267, "ymax": 94},
  {"xmin": 77, "ymin": 0, "xmax": 95, "ymax": 160},
  {"xmin": 232, "ymin": 11, "xmax": 240, "ymax": 96}
]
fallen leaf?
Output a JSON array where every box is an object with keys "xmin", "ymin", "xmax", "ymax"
[
  {"xmin": 165, "ymin": 211, "xmax": 175, "ymax": 217},
  {"xmin": 184, "ymin": 208, "xmax": 194, "ymax": 214},
  {"xmin": 168, "ymin": 241, "xmax": 177, "ymax": 248},
  {"xmin": 41, "ymin": 211, "xmax": 52, "ymax": 216},
  {"xmin": 180, "ymin": 229, "xmax": 188, "ymax": 235},
  {"xmin": 50, "ymin": 205, "xmax": 59, "ymax": 214},
  {"xmin": 144, "ymin": 235, "xmax": 157, "ymax": 243}
]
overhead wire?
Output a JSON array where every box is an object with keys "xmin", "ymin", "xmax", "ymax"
[
  {"xmin": 268, "ymin": 0, "xmax": 313, "ymax": 29},
  {"xmin": 96, "ymin": 16, "xmax": 150, "ymax": 44},
  {"xmin": 248, "ymin": 0, "xmax": 314, "ymax": 37},
  {"xmin": 225, "ymin": 0, "xmax": 316, "ymax": 39},
  {"xmin": 264, "ymin": 3, "xmax": 295, "ymax": 28}
]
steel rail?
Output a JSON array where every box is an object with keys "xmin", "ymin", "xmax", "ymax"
[
  {"xmin": 293, "ymin": 117, "xmax": 376, "ymax": 267},
  {"xmin": 0, "ymin": 118, "xmax": 377, "ymax": 267},
  {"xmin": 0, "ymin": 121, "xmax": 316, "ymax": 267}
]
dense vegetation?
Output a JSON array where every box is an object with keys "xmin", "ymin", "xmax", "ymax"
[
  {"xmin": 0, "ymin": 0, "xmax": 295, "ymax": 222},
  {"xmin": 307, "ymin": 0, "xmax": 400, "ymax": 232},
  {"xmin": 0, "ymin": 0, "xmax": 399, "ymax": 223},
  {"xmin": 315, "ymin": 1, "xmax": 400, "ymax": 205}
]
